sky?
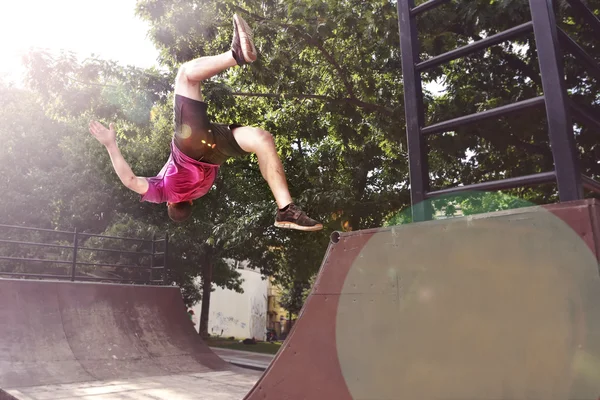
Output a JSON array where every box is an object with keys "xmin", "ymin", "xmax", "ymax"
[
  {"xmin": 0, "ymin": 1, "xmax": 446, "ymax": 96},
  {"xmin": 0, "ymin": 0, "xmax": 160, "ymax": 84}
]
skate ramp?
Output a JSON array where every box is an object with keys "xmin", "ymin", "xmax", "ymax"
[
  {"xmin": 0, "ymin": 279, "xmax": 230, "ymax": 390},
  {"xmin": 2, "ymin": 199, "xmax": 600, "ymax": 399},
  {"xmin": 245, "ymin": 199, "xmax": 600, "ymax": 400}
]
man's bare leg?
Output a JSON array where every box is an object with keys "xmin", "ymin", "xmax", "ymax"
[
  {"xmin": 174, "ymin": 52, "xmax": 238, "ymax": 102},
  {"xmin": 232, "ymin": 127, "xmax": 293, "ymax": 209},
  {"xmin": 233, "ymin": 127, "xmax": 323, "ymax": 231},
  {"xmin": 172, "ymin": 15, "xmax": 322, "ymax": 231},
  {"xmin": 174, "ymin": 14, "xmax": 257, "ymax": 101},
  {"xmin": 184, "ymin": 53, "xmax": 238, "ymax": 83}
]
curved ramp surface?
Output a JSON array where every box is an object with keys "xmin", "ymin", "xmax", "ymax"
[
  {"xmin": 3, "ymin": 199, "xmax": 600, "ymax": 400},
  {"xmin": 0, "ymin": 280, "xmax": 230, "ymax": 390},
  {"xmin": 245, "ymin": 199, "xmax": 600, "ymax": 400}
]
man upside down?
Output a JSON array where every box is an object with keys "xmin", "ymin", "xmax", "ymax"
[{"xmin": 89, "ymin": 14, "xmax": 323, "ymax": 232}]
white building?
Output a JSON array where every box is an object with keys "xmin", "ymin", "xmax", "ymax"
[{"xmin": 191, "ymin": 261, "xmax": 268, "ymax": 341}]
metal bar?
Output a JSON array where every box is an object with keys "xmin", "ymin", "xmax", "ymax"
[
  {"xmin": 0, "ymin": 256, "xmax": 72, "ymax": 264},
  {"xmin": 75, "ymin": 261, "xmax": 151, "ymax": 269},
  {"xmin": 557, "ymin": 28, "xmax": 600, "ymax": 81},
  {"xmin": 153, "ymin": 239, "xmax": 166, "ymax": 243},
  {"xmin": 565, "ymin": 0, "xmax": 600, "ymax": 36},
  {"xmin": 71, "ymin": 229, "xmax": 78, "ymax": 281},
  {"xmin": 582, "ymin": 174, "xmax": 600, "ymax": 192},
  {"xmin": 0, "ymin": 239, "xmax": 72, "ymax": 249},
  {"xmin": 398, "ymin": 0, "xmax": 431, "ymax": 221},
  {"xmin": 0, "ymin": 272, "xmax": 72, "ymax": 279},
  {"xmin": 530, "ymin": 0, "xmax": 583, "ymax": 201},
  {"xmin": 582, "ymin": 175, "xmax": 600, "ymax": 194},
  {"xmin": 570, "ymin": 100, "xmax": 600, "ymax": 132},
  {"xmin": 77, "ymin": 232, "xmax": 153, "ymax": 242},
  {"xmin": 417, "ymin": 22, "xmax": 534, "ymax": 71},
  {"xmin": 150, "ymin": 233, "xmax": 156, "ymax": 282},
  {"xmin": 421, "ymin": 96, "xmax": 546, "ymax": 135},
  {"xmin": 410, "ymin": 0, "xmax": 451, "ymax": 16},
  {"xmin": 150, "ymin": 267, "xmax": 165, "ymax": 270},
  {"xmin": 153, "ymin": 252, "xmax": 165, "ymax": 256},
  {"xmin": 75, "ymin": 276, "xmax": 153, "ymax": 284},
  {"xmin": 163, "ymin": 233, "xmax": 169, "ymax": 285},
  {"xmin": 426, "ymin": 171, "xmax": 557, "ymax": 198},
  {"xmin": 77, "ymin": 246, "xmax": 152, "ymax": 256},
  {"xmin": 0, "ymin": 224, "xmax": 72, "ymax": 234}
]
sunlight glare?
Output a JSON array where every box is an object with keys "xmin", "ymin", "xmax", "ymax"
[{"xmin": 0, "ymin": 0, "xmax": 159, "ymax": 84}]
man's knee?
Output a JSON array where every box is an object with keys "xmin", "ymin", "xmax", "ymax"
[
  {"xmin": 252, "ymin": 129, "xmax": 274, "ymax": 147},
  {"xmin": 232, "ymin": 127, "xmax": 275, "ymax": 153},
  {"xmin": 177, "ymin": 63, "xmax": 202, "ymax": 84},
  {"xmin": 177, "ymin": 64, "xmax": 190, "ymax": 81},
  {"xmin": 174, "ymin": 65, "xmax": 188, "ymax": 91},
  {"xmin": 246, "ymin": 129, "xmax": 276, "ymax": 153}
]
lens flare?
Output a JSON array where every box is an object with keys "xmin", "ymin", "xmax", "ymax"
[{"xmin": 179, "ymin": 124, "xmax": 192, "ymax": 139}]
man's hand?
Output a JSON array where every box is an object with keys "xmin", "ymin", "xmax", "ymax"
[{"xmin": 89, "ymin": 121, "xmax": 116, "ymax": 147}]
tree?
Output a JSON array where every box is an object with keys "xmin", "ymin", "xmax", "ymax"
[
  {"xmin": 277, "ymin": 280, "xmax": 311, "ymax": 317},
  {"xmin": 135, "ymin": 0, "xmax": 598, "ymax": 321},
  {"xmin": 12, "ymin": 0, "xmax": 598, "ymax": 338},
  {"xmin": 0, "ymin": 84, "xmax": 70, "ymax": 228},
  {"xmin": 134, "ymin": 0, "xmax": 414, "ymax": 315},
  {"xmin": 20, "ymin": 51, "xmax": 248, "ymax": 310},
  {"xmin": 136, "ymin": 0, "xmax": 411, "ymax": 229},
  {"xmin": 21, "ymin": 49, "xmax": 327, "ymax": 336},
  {"xmin": 416, "ymin": 0, "xmax": 600, "ymax": 200},
  {"xmin": 277, "ymin": 272, "xmax": 316, "ymax": 317},
  {"xmin": 0, "ymin": 83, "xmax": 76, "ymax": 276}
]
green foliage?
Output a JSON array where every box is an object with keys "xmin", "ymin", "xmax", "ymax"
[
  {"xmin": 0, "ymin": 85, "xmax": 70, "ymax": 228},
  {"xmin": 416, "ymin": 0, "xmax": 600, "ymax": 199},
  {"xmin": 277, "ymin": 271, "xmax": 318, "ymax": 316},
  {"xmin": 458, "ymin": 191, "xmax": 534, "ymax": 216},
  {"xmin": 75, "ymin": 216, "xmax": 157, "ymax": 283},
  {"xmin": 131, "ymin": 0, "xmax": 418, "ymax": 306},
  {"xmin": 2, "ymin": 0, "xmax": 598, "ymax": 313},
  {"xmin": 277, "ymin": 279, "xmax": 311, "ymax": 317},
  {"xmin": 384, "ymin": 191, "xmax": 535, "ymax": 226}
]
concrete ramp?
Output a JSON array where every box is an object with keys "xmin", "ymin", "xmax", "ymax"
[
  {"xmin": 245, "ymin": 199, "xmax": 600, "ymax": 400},
  {"xmin": 0, "ymin": 280, "xmax": 230, "ymax": 390}
]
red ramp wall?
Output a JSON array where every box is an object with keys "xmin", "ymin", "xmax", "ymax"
[{"xmin": 245, "ymin": 199, "xmax": 600, "ymax": 400}]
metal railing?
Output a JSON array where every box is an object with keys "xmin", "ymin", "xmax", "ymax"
[
  {"xmin": 397, "ymin": 0, "xmax": 600, "ymax": 221},
  {"xmin": 0, "ymin": 224, "xmax": 169, "ymax": 285}
]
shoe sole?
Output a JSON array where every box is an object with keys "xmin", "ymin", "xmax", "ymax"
[
  {"xmin": 233, "ymin": 14, "xmax": 257, "ymax": 63},
  {"xmin": 274, "ymin": 221, "xmax": 324, "ymax": 232}
]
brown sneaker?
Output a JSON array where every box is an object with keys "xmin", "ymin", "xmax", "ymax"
[
  {"xmin": 274, "ymin": 203, "xmax": 323, "ymax": 232},
  {"xmin": 231, "ymin": 14, "xmax": 257, "ymax": 65}
]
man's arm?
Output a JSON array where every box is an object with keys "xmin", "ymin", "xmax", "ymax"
[
  {"xmin": 89, "ymin": 121, "xmax": 149, "ymax": 195},
  {"xmin": 104, "ymin": 142, "xmax": 149, "ymax": 195}
]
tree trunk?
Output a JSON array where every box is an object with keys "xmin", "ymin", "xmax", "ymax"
[{"xmin": 199, "ymin": 260, "xmax": 213, "ymax": 338}]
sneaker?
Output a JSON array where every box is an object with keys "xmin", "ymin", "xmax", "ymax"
[
  {"xmin": 231, "ymin": 14, "xmax": 257, "ymax": 65},
  {"xmin": 274, "ymin": 203, "xmax": 323, "ymax": 232}
]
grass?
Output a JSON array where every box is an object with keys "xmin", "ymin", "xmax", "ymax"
[{"xmin": 206, "ymin": 337, "xmax": 282, "ymax": 355}]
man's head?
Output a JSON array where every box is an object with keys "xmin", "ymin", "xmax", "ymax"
[{"xmin": 167, "ymin": 201, "xmax": 193, "ymax": 223}]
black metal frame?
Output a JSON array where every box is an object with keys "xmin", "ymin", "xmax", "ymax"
[
  {"xmin": 397, "ymin": 0, "xmax": 600, "ymax": 221},
  {"xmin": 398, "ymin": 0, "xmax": 430, "ymax": 221},
  {"xmin": 0, "ymin": 224, "xmax": 169, "ymax": 285}
]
